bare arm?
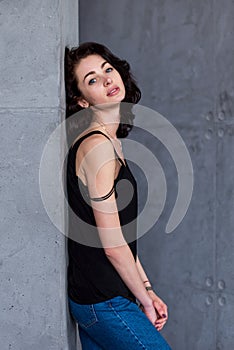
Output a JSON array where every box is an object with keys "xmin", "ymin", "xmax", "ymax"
[
  {"xmin": 80, "ymin": 135, "xmax": 158, "ymax": 326},
  {"xmin": 136, "ymin": 254, "xmax": 169, "ymax": 330},
  {"xmin": 136, "ymin": 254, "xmax": 152, "ymax": 288}
]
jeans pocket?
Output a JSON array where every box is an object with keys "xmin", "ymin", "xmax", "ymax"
[{"xmin": 69, "ymin": 299, "xmax": 98, "ymax": 329}]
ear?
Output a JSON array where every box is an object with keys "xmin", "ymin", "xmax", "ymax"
[{"xmin": 77, "ymin": 97, "xmax": 90, "ymax": 109}]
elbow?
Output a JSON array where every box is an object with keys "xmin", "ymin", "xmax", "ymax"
[
  {"xmin": 104, "ymin": 245, "xmax": 128, "ymax": 260},
  {"xmin": 104, "ymin": 247, "xmax": 121, "ymax": 260}
]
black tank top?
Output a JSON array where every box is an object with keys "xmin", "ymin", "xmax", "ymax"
[{"xmin": 66, "ymin": 130, "xmax": 138, "ymax": 304}]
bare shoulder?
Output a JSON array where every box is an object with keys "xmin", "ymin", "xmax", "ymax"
[
  {"xmin": 78, "ymin": 131, "xmax": 114, "ymax": 156},
  {"xmin": 74, "ymin": 129, "xmax": 115, "ymax": 176},
  {"xmin": 80, "ymin": 132, "xmax": 116, "ymax": 194}
]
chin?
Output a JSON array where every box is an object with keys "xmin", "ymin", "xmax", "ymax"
[{"xmin": 116, "ymin": 92, "xmax": 126, "ymax": 103}]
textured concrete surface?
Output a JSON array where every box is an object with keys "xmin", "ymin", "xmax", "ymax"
[
  {"xmin": 79, "ymin": 1, "xmax": 234, "ymax": 349},
  {"xmin": 0, "ymin": 1, "xmax": 78, "ymax": 349}
]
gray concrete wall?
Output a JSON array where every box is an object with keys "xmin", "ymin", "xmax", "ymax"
[
  {"xmin": 79, "ymin": 1, "xmax": 234, "ymax": 349},
  {"xmin": 0, "ymin": 1, "xmax": 78, "ymax": 349}
]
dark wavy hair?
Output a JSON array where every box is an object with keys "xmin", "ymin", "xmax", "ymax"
[{"xmin": 64, "ymin": 42, "xmax": 141, "ymax": 139}]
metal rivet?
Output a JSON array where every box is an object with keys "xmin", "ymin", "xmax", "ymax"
[
  {"xmin": 205, "ymin": 295, "xmax": 213, "ymax": 305},
  {"xmin": 218, "ymin": 296, "xmax": 226, "ymax": 306},
  {"xmin": 218, "ymin": 128, "xmax": 224, "ymax": 138},
  {"xmin": 205, "ymin": 129, "xmax": 213, "ymax": 140},
  {"xmin": 218, "ymin": 111, "xmax": 225, "ymax": 120},
  {"xmin": 218, "ymin": 280, "xmax": 225, "ymax": 290},
  {"xmin": 205, "ymin": 111, "xmax": 213, "ymax": 121},
  {"xmin": 205, "ymin": 277, "xmax": 213, "ymax": 287}
]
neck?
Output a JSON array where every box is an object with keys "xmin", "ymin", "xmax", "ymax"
[{"xmin": 90, "ymin": 102, "xmax": 121, "ymax": 138}]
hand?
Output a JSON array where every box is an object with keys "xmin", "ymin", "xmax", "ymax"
[
  {"xmin": 147, "ymin": 290, "xmax": 168, "ymax": 331},
  {"xmin": 140, "ymin": 302, "xmax": 159, "ymax": 328}
]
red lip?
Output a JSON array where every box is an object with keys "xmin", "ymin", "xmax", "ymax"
[{"xmin": 107, "ymin": 86, "xmax": 120, "ymax": 96}]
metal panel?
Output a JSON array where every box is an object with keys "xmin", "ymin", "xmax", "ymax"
[
  {"xmin": 135, "ymin": 120, "xmax": 216, "ymax": 349},
  {"xmin": 215, "ymin": 0, "xmax": 234, "ymax": 347},
  {"xmin": 216, "ymin": 125, "xmax": 234, "ymax": 347},
  {"xmin": 79, "ymin": 0, "xmax": 234, "ymax": 348}
]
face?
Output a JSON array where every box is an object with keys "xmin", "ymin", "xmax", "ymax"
[{"xmin": 74, "ymin": 54, "xmax": 126, "ymax": 108}]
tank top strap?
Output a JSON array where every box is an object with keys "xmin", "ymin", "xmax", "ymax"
[{"xmin": 71, "ymin": 130, "xmax": 125, "ymax": 167}]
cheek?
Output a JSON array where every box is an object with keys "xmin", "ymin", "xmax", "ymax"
[
  {"xmin": 79, "ymin": 85, "xmax": 94, "ymax": 100},
  {"xmin": 117, "ymin": 74, "xmax": 125, "ymax": 90},
  {"xmin": 85, "ymin": 89, "xmax": 102, "ymax": 105},
  {"xmin": 119, "ymin": 79, "xmax": 126, "ymax": 96}
]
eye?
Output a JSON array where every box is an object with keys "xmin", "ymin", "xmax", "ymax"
[
  {"xmin": 106, "ymin": 67, "xmax": 113, "ymax": 73},
  {"xmin": 88, "ymin": 78, "xmax": 96, "ymax": 85}
]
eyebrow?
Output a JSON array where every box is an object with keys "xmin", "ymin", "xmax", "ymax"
[{"xmin": 83, "ymin": 61, "xmax": 109, "ymax": 82}]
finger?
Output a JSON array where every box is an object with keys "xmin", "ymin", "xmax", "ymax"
[
  {"xmin": 153, "ymin": 301, "xmax": 168, "ymax": 317},
  {"xmin": 155, "ymin": 318, "xmax": 166, "ymax": 326},
  {"xmin": 156, "ymin": 308, "xmax": 168, "ymax": 319},
  {"xmin": 155, "ymin": 323, "xmax": 164, "ymax": 331},
  {"xmin": 155, "ymin": 321, "xmax": 166, "ymax": 331},
  {"xmin": 155, "ymin": 309, "xmax": 168, "ymax": 320},
  {"xmin": 155, "ymin": 318, "xmax": 167, "ymax": 327},
  {"xmin": 155, "ymin": 318, "xmax": 166, "ymax": 324},
  {"xmin": 160, "ymin": 314, "xmax": 168, "ymax": 321}
]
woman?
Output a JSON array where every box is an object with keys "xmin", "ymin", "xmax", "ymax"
[{"xmin": 65, "ymin": 42, "xmax": 172, "ymax": 350}]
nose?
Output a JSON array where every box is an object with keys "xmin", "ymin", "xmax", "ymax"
[{"xmin": 104, "ymin": 76, "xmax": 112, "ymax": 86}]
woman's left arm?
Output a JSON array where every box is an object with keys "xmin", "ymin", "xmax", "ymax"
[{"xmin": 136, "ymin": 255, "xmax": 169, "ymax": 331}]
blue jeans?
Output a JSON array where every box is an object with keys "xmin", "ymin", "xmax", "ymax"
[{"xmin": 68, "ymin": 296, "xmax": 172, "ymax": 350}]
